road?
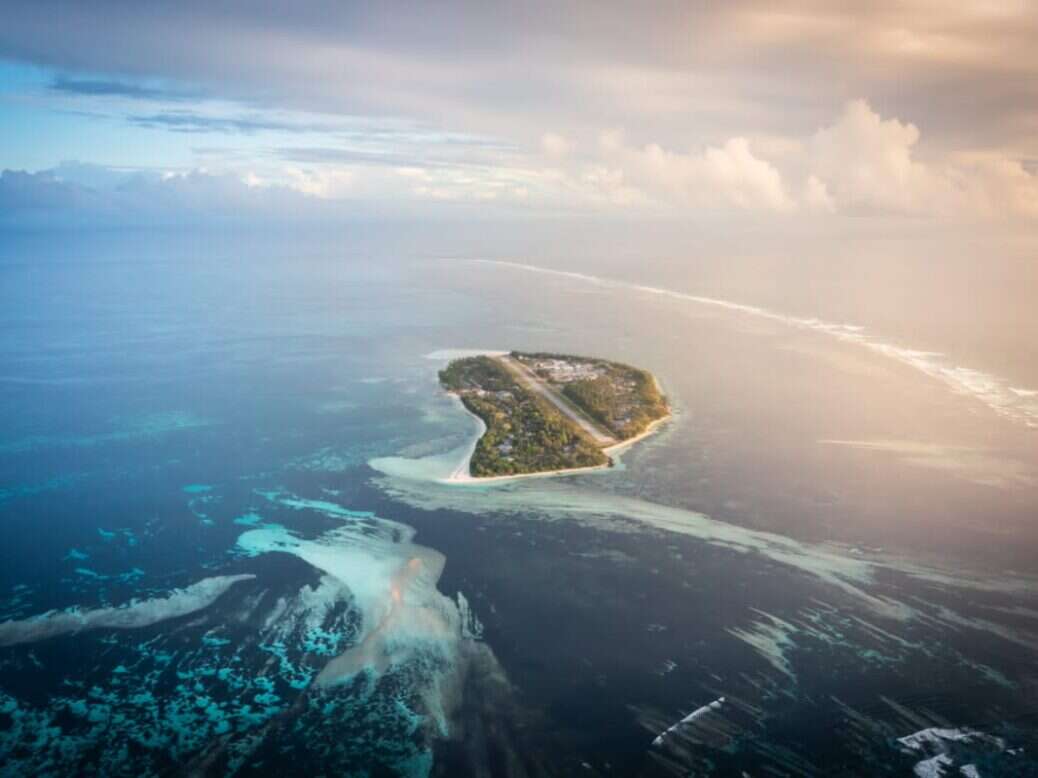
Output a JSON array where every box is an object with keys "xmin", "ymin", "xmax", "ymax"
[{"xmin": 498, "ymin": 356, "xmax": 617, "ymax": 446}]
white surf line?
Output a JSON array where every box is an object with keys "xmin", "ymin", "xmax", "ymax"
[
  {"xmin": 652, "ymin": 697, "xmax": 726, "ymax": 746},
  {"xmin": 467, "ymin": 260, "xmax": 1038, "ymax": 430}
]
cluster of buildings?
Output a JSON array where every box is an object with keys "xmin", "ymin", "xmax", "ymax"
[
  {"xmin": 523, "ymin": 357, "xmax": 604, "ymax": 384},
  {"xmin": 465, "ymin": 388, "xmax": 514, "ymax": 401}
]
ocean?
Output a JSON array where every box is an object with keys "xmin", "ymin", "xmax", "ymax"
[{"xmin": 1, "ymin": 229, "xmax": 1036, "ymax": 776}]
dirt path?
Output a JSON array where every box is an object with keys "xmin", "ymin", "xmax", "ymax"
[{"xmin": 497, "ymin": 355, "xmax": 617, "ymax": 446}]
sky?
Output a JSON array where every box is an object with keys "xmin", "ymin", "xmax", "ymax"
[{"xmin": 2, "ymin": 0, "xmax": 1038, "ymax": 227}]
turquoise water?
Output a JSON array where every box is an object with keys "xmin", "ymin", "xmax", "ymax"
[{"xmin": 0, "ymin": 232, "xmax": 1036, "ymax": 776}]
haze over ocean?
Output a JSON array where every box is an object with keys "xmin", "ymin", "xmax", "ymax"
[
  {"xmin": 2, "ymin": 2, "xmax": 1038, "ymax": 775},
  {"xmin": 0, "ymin": 231, "xmax": 1036, "ymax": 774}
]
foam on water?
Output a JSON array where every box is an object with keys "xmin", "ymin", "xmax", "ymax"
[
  {"xmin": 373, "ymin": 472, "xmax": 921, "ymax": 617},
  {"xmin": 374, "ymin": 467, "xmax": 1038, "ymax": 628},
  {"xmin": 727, "ymin": 612, "xmax": 799, "ymax": 680},
  {"xmin": 469, "ymin": 260, "xmax": 1038, "ymax": 430},
  {"xmin": 236, "ymin": 490, "xmax": 500, "ymax": 747},
  {"xmin": 0, "ymin": 575, "xmax": 254, "ymax": 647},
  {"xmin": 652, "ymin": 697, "xmax": 726, "ymax": 747},
  {"xmin": 898, "ymin": 727, "xmax": 1011, "ymax": 778},
  {"xmin": 236, "ymin": 521, "xmax": 463, "ymax": 687}
]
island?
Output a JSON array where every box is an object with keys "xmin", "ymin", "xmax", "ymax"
[{"xmin": 438, "ymin": 351, "xmax": 669, "ymax": 479}]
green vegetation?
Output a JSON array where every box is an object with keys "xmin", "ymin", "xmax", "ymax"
[
  {"xmin": 512, "ymin": 352, "xmax": 669, "ymax": 440},
  {"xmin": 561, "ymin": 367, "xmax": 667, "ymax": 439},
  {"xmin": 439, "ymin": 357, "xmax": 514, "ymax": 394},
  {"xmin": 440, "ymin": 352, "xmax": 668, "ymax": 478},
  {"xmin": 439, "ymin": 356, "xmax": 608, "ymax": 477}
]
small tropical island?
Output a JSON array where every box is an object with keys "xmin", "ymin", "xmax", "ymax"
[{"xmin": 439, "ymin": 351, "xmax": 670, "ymax": 479}]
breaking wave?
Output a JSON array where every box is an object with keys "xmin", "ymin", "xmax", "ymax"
[{"xmin": 468, "ymin": 260, "xmax": 1038, "ymax": 429}]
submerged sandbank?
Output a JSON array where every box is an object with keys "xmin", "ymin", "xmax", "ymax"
[{"xmin": 0, "ymin": 574, "xmax": 255, "ymax": 647}]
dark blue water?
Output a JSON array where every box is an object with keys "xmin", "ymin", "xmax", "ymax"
[{"xmin": 1, "ymin": 231, "xmax": 1036, "ymax": 776}]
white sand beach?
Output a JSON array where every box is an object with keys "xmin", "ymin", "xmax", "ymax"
[
  {"xmin": 440, "ymin": 401, "xmax": 671, "ymax": 486},
  {"xmin": 370, "ymin": 349, "xmax": 671, "ymax": 486}
]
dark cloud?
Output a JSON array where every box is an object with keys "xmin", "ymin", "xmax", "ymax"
[
  {"xmin": 126, "ymin": 111, "xmax": 336, "ymax": 134},
  {"xmin": 4, "ymin": 0, "xmax": 1035, "ymax": 153},
  {"xmin": 50, "ymin": 75, "xmax": 201, "ymax": 101}
]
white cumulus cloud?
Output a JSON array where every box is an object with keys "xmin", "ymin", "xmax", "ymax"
[{"xmin": 589, "ymin": 134, "xmax": 795, "ymax": 212}]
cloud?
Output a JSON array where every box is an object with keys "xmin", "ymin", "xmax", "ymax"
[
  {"xmin": 126, "ymin": 110, "xmax": 338, "ymax": 134},
  {"xmin": 802, "ymin": 175, "xmax": 835, "ymax": 213},
  {"xmin": 50, "ymin": 160, "xmax": 137, "ymax": 189},
  {"xmin": 4, "ymin": 100, "xmax": 1038, "ymax": 226},
  {"xmin": 540, "ymin": 132, "xmax": 573, "ymax": 157},
  {"xmin": 1, "ymin": 3, "xmax": 1036, "ymax": 226},
  {"xmin": 804, "ymin": 99, "xmax": 1038, "ymax": 219},
  {"xmin": 558, "ymin": 99, "xmax": 1038, "ymax": 219},
  {"xmin": 51, "ymin": 75, "xmax": 201, "ymax": 101},
  {"xmin": 3, "ymin": 0, "xmax": 1037, "ymax": 156},
  {"xmin": 0, "ymin": 170, "xmax": 89, "ymax": 213},
  {"xmin": 275, "ymin": 146, "xmax": 436, "ymax": 168},
  {"xmin": 0, "ymin": 165, "xmax": 337, "ymax": 228},
  {"xmin": 808, "ymin": 99, "xmax": 940, "ymax": 214},
  {"xmin": 578, "ymin": 164, "xmax": 647, "ymax": 207},
  {"xmin": 0, "ymin": 160, "xmax": 556, "ymax": 229},
  {"xmin": 700, "ymin": 137, "xmax": 794, "ymax": 211},
  {"xmin": 947, "ymin": 152, "xmax": 1038, "ymax": 220},
  {"xmin": 572, "ymin": 133, "xmax": 794, "ymax": 212}
]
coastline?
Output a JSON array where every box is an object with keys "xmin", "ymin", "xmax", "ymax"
[
  {"xmin": 440, "ymin": 397, "xmax": 671, "ymax": 486},
  {"xmin": 443, "ymin": 394, "xmax": 487, "ymax": 481},
  {"xmin": 602, "ymin": 412, "xmax": 671, "ymax": 455},
  {"xmin": 602, "ymin": 372, "xmax": 671, "ymax": 455}
]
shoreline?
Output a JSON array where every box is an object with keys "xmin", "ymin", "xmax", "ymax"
[
  {"xmin": 601, "ymin": 373, "xmax": 672, "ymax": 455},
  {"xmin": 439, "ymin": 398, "xmax": 671, "ymax": 486},
  {"xmin": 443, "ymin": 394, "xmax": 487, "ymax": 481},
  {"xmin": 602, "ymin": 412, "xmax": 671, "ymax": 455}
]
